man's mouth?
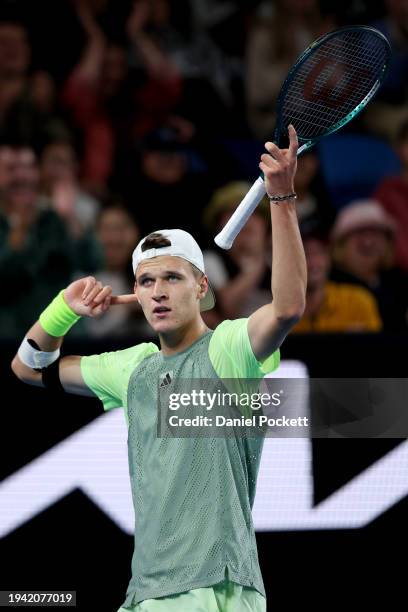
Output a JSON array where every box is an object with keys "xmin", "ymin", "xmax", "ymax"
[{"xmin": 153, "ymin": 306, "xmax": 171, "ymax": 317}]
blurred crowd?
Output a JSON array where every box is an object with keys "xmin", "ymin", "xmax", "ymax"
[{"xmin": 0, "ymin": 0, "xmax": 407, "ymax": 339}]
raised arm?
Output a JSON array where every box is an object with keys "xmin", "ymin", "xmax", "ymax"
[
  {"xmin": 248, "ymin": 125, "xmax": 307, "ymax": 360},
  {"xmin": 11, "ymin": 276, "xmax": 121, "ymax": 395}
]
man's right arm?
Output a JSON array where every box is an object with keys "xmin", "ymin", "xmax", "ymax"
[{"xmin": 10, "ymin": 276, "xmax": 114, "ymax": 396}]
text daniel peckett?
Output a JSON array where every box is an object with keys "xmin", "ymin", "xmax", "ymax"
[
  {"xmin": 165, "ymin": 391, "xmax": 309, "ymax": 428},
  {"xmin": 167, "ymin": 414, "xmax": 309, "ymax": 427}
]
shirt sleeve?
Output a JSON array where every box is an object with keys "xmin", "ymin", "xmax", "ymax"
[
  {"xmin": 80, "ymin": 342, "xmax": 158, "ymax": 412},
  {"xmin": 208, "ymin": 318, "xmax": 280, "ymax": 379}
]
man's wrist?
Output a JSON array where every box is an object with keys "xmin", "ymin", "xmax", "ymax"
[
  {"xmin": 267, "ymin": 192, "xmax": 297, "ymax": 202},
  {"xmin": 39, "ymin": 290, "xmax": 81, "ymax": 338}
]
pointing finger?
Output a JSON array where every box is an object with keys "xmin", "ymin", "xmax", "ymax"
[
  {"xmin": 110, "ymin": 294, "xmax": 140, "ymax": 305},
  {"xmin": 288, "ymin": 124, "xmax": 299, "ymax": 159}
]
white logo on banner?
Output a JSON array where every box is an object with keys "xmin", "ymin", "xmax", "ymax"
[{"xmin": 1, "ymin": 361, "xmax": 408, "ymax": 537}]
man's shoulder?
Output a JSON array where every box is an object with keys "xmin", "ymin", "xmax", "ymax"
[
  {"xmin": 209, "ymin": 318, "xmax": 249, "ymax": 360},
  {"xmin": 211, "ymin": 318, "xmax": 248, "ymax": 340},
  {"xmin": 110, "ymin": 341, "xmax": 160, "ymax": 365},
  {"xmin": 82, "ymin": 341, "xmax": 159, "ymax": 371}
]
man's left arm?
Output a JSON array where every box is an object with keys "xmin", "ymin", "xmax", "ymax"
[{"xmin": 248, "ymin": 125, "xmax": 307, "ymax": 360}]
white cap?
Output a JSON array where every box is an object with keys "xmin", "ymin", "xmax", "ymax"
[
  {"xmin": 331, "ymin": 199, "xmax": 397, "ymax": 242},
  {"xmin": 132, "ymin": 229, "xmax": 216, "ymax": 311}
]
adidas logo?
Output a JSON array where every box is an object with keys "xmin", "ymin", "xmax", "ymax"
[{"xmin": 159, "ymin": 371, "xmax": 173, "ymax": 388}]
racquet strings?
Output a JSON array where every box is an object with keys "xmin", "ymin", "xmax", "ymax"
[{"xmin": 280, "ymin": 28, "xmax": 389, "ymax": 141}]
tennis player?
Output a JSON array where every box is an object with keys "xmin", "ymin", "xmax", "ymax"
[{"xmin": 11, "ymin": 125, "xmax": 306, "ymax": 612}]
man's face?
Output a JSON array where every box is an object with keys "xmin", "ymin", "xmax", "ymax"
[
  {"xmin": 97, "ymin": 208, "xmax": 139, "ymax": 270},
  {"xmin": 343, "ymin": 228, "xmax": 390, "ymax": 267},
  {"xmin": 41, "ymin": 143, "xmax": 77, "ymax": 186},
  {"xmin": 142, "ymin": 150, "xmax": 187, "ymax": 184},
  {"xmin": 7, "ymin": 148, "xmax": 39, "ymax": 207},
  {"xmin": 134, "ymin": 255, "xmax": 207, "ymax": 333},
  {"xmin": 0, "ymin": 23, "xmax": 30, "ymax": 75}
]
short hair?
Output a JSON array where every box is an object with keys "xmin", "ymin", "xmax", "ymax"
[
  {"xmin": 141, "ymin": 232, "xmax": 171, "ymax": 251},
  {"xmin": 140, "ymin": 232, "xmax": 203, "ymax": 280}
]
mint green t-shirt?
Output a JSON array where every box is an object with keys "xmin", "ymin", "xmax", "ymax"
[
  {"xmin": 81, "ymin": 341, "xmax": 159, "ymax": 424},
  {"xmin": 80, "ymin": 319, "xmax": 279, "ymax": 607},
  {"xmin": 81, "ymin": 319, "xmax": 279, "ymax": 425}
]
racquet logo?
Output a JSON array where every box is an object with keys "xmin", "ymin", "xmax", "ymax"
[{"xmin": 303, "ymin": 58, "xmax": 370, "ymax": 109}]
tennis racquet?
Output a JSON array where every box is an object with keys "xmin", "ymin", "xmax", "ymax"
[{"xmin": 214, "ymin": 25, "xmax": 392, "ymax": 250}]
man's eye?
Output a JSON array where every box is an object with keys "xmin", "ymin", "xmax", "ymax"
[
  {"xmin": 168, "ymin": 275, "xmax": 179, "ymax": 281},
  {"xmin": 141, "ymin": 278, "xmax": 153, "ymax": 286}
]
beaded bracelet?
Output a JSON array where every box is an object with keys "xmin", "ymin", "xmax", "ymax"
[{"xmin": 267, "ymin": 192, "xmax": 297, "ymax": 202}]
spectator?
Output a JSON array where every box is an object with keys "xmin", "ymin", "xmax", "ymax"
[
  {"xmin": 330, "ymin": 199, "xmax": 408, "ymax": 332},
  {"xmin": 292, "ymin": 223, "xmax": 382, "ymax": 332},
  {"xmin": 126, "ymin": 0, "xmax": 183, "ymax": 137},
  {"xmin": 0, "ymin": 19, "xmax": 30, "ymax": 131},
  {"xmin": 62, "ymin": 1, "xmax": 133, "ymax": 197},
  {"xmin": 80, "ymin": 202, "xmax": 152, "ymax": 338},
  {"xmin": 294, "ymin": 150, "xmax": 335, "ymax": 228},
  {"xmin": 126, "ymin": 0, "xmax": 243, "ymax": 136},
  {"xmin": 38, "ymin": 139, "xmax": 101, "ymax": 238},
  {"xmin": 245, "ymin": 0, "xmax": 334, "ymax": 138},
  {"xmin": 114, "ymin": 125, "xmax": 213, "ymax": 247},
  {"xmin": 0, "ymin": 19, "xmax": 67, "ymax": 147},
  {"xmin": 374, "ymin": 119, "xmax": 408, "ymax": 271},
  {"xmin": 202, "ymin": 181, "xmax": 271, "ymax": 320},
  {"xmin": 0, "ymin": 143, "xmax": 103, "ymax": 338},
  {"xmin": 363, "ymin": 0, "xmax": 408, "ymax": 140}
]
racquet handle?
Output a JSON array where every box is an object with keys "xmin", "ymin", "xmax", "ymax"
[
  {"xmin": 214, "ymin": 144, "xmax": 308, "ymax": 250},
  {"xmin": 214, "ymin": 176, "xmax": 266, "ymax": 250}
]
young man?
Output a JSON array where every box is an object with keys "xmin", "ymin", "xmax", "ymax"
[{"xmin": 11, "ymin": 126, "xmax": 306, "ymax": 612}]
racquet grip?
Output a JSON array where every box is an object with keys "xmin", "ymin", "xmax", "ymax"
[{"xmin": 214, "ymin": 176, "xmax": 266, "ymax": 250}]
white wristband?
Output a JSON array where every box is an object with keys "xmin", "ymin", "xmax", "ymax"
[{"xmin": 17, "ymin": 337, "xmax": 61, "ymax": 370}]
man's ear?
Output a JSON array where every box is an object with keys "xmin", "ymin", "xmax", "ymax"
[{"xmin": 198, "ymin": 275, "xmax": 208, "ymax": 298}]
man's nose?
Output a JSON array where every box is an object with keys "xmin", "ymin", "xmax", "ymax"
[{"xmin": 152, "ymin": 280, "xmax": 168, "ymax": 300}]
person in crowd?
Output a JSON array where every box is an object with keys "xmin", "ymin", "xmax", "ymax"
[
  {"xmin": 0, "ymin": 18, "xmax": 67, "ymax": 146},
  {"xmin": 80, "ymin": 202, "xmax": 151, "ymax": 338},
  {"xmin": 126, "ymin": 0, "xmax": 244, "ymax": 137},
  {"xmin": 374, "ymin": 118, "xmax": 408, "ymax": 272},
  {"xmin": 330, "ymin": 199, "xmax": 408, "ymax": 332},
  {"xmin": 61, "ymin": 0, "xmax": 134, "ymax": 197},
  {"xmin": 114, "ymin": 124, "xmax": 213, "ymax": 247},
  {"xmin": 293, "ymin": 150, "xmax": 335, "ymax": 227},
  {"xmin": 0, "ymin": 142, "xmax": 103, "ymax": 338},
  {"xmin": 0, "ymin": 18, "xmax": 31, "ymax": 133},
  {"xmin": 202, "ymin": 181, "xmax": 271, "ymax": 321},
  {"xmin": 292, "ymin": 221, "xmax": 382, "ymax": 332},
  {"xmin": 363, "ymin": 0, "xmax": 408, "ymax": 140},
  {"xmin": 38, "ymin": 139, "xmax": 101, "ymax": 239},
  {"xmin": 126, "ymin": 0, "xmax": 183, "ymax": 137},
  {"xmin": 245, "ymin": 0, "xmax": 334, "ymax": 138}
]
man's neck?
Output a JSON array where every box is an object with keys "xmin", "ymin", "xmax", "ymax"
[{"xmin": 159, "ymin": 319, "xmax": 210, "ymax": 356}]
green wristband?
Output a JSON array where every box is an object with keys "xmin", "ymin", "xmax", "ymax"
[{"xmin": 39, "ymin": 289, "xmax": 81, "ymax": 337}]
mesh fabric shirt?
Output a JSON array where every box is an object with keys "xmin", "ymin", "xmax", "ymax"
[{"xmin": 81, "ymin": 319, "xmax": 279, "ymax": 607}]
